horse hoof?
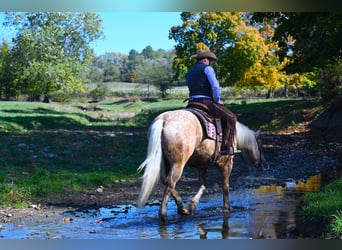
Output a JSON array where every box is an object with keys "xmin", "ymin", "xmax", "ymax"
[
  {"xmin": 178, "ymin": 208, "xmax": 190, "ymax": 215},
  {"xmin": 222, "ymin": 207, "xmax": 233, "ymax": 213},
  {"xmin": 159, "ymin": 216, "xmax": 168, "ymax": 225},
  {"xmin": 187, "ymin": 202, "xmax": 197, "ymax": 215}
]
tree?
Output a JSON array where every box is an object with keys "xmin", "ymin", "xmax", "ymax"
[
  {"xmin": 0, "ymin": 42, "xmax": 14, "ymax": 99},
  {"xmin": 252, "ymin": 12, "xmax": 342, "ymax": 100},
  {"xmin": 169, "ymin": 12, "xmax": 289, "ymax": 97},
  {"xmin": 141, "ymin": 45, "xmax": 155, "ymax": 60},
  {"xmin": 103, "ymin": 64, "xmax": 120, "ymax": 82},
  {"xmin": 88, "ymin": 66, "xmax": 104, "ymax": 82},
  {"xmin": 3, "ymin": 12, "xmax": 103, "ymax": 101},
  {"xmin": 91, "ymin": 52, "xmax": 128, "ymax": 82},
  {"xmin": 127, "ymin": 49, "xmax": 143, "ymax": 83},
  {"xmin": 151, "ymin": 61, "xmax": 176, "ymax": 98},
  {"xmin": 252, "ymin": 12, "xmax": 342, "ymax": 73},
  {"xmin": 319, "ymin": 59, "xmax": 342, "ymax": 100},
  {"xmin": 136, "ymin": 57, "xmax": 175, "ymax": 98}
]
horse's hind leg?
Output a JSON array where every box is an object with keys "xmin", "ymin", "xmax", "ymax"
[
  {"xmin": 172, "ymin": 189, "xmax": 189, "ymax": 215},
  {"xmin": 159, "ymin": 164, "xmax": 188, "ymax": 223},
  {"xmin": 159, "ymin": 185, "xmax": 171, "ymax": 224}
]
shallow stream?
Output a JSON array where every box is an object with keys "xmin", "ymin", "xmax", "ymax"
[{"xmin": 0, "ymin": 173, "xmax": 332, "ymax": 239}]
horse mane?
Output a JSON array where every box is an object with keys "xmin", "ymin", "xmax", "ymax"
[{"xmin": 236, "ymin": 121, "xmax": 256, "ymax": 149}]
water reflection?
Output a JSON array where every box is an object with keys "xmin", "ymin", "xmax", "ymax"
[
  {"xmin": 284, "ymin": 174, "xmax": 321, "ymax": 192},
  {"xmin": 190, "ymin": 173, "xmax": 327, "ymax": 239},
  {"xmin": 256, "ymin": 174, "xmax": 321, "ymax": 195},
  {"xmin": 196, "ymin": 213, "xmax": 230, "ymax": 239}
]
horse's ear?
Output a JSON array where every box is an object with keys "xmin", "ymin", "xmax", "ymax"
[{"xmin": 255, "ymin": 129, "xmax": 261, "ymax": 138}]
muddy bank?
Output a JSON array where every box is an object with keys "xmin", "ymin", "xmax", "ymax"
[
  {"xmin": 1, "ymin": 127, "xmax": 341, "ymax": 225},
  {"xmin": 310, "ymin": 98, "xmax": 342, "ymax": 135}
]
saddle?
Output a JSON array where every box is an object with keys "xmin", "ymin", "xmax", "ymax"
[{"xmin": 186, "ymin": 102, "xmax": 223, "ymax": 164}]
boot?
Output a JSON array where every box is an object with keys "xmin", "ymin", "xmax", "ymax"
[{"xmin": 221, "ymin": 146, "xmax": 240, "ymax": 155}]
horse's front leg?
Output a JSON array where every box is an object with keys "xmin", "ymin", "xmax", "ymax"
[
  {"xmin": 187, "ymin": 185, "xmax": 206, "ymax": 214},
  {"xmin": 187, "ymin": 168, "xmax": 207, "ymax": 214},
  {"xmin": 219, "ymin": 156, "xmax": 234, "ymax": 212},
  {"xmin": 198, "ymin": 167, "xmax": 207, "ymax": 187}
]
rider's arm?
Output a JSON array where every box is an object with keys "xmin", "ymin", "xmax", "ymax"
[{"xmin": 204, "ymin": 66, "xmax": 222, "ymax": 104}]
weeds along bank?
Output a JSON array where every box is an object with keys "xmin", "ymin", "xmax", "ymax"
[{"xmin": 296, "ymin": 179, "xmax": 342, "ymax": 239}]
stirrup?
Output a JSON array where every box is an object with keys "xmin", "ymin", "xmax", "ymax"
[
  {"xmin": 221, "ymin": 147, "xmax": 240, "ymax": 155},
  {"xmin": 233, "ymin": 147, "xmax": 241, "ymax": 154}
]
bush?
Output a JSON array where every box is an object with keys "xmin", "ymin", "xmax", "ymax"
[
  {"xmin": 319, "ymin": 59, "xmax": 342, "ymax": 101},
  {"xmin": 88, "ymin": 83, "xmax": 110, "ymax": 102}
]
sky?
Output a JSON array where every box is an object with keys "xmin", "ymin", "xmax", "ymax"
[
  {"xmin": 93, "ymin": 12, "xmax": 182, "ymax": 55},
  {"xmin": 0, "ymin": 12, "xmax": 182, "ymax": 55}
]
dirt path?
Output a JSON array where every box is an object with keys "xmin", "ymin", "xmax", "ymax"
[{"xmin": 1, "ymin": 126, "xmax": 341, "ymax": 225}]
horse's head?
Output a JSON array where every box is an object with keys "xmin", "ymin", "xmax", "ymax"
[{"xmin": 240, "ymin": 129, "xmax": 267, "ymax": 170}]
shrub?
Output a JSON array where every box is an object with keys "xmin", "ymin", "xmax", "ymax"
[{"xmin": 88, "ymin": 83, "xmax": 110, "ymax": 102}]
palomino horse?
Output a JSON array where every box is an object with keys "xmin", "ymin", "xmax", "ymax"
[{"xmin": 136, "ymin": 109, "xmax": 265, "ymax": 223}]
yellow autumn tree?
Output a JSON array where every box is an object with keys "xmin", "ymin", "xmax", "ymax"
[{"xmin": 234, "ymin": 20, "xmax": 289, "ymax": 97}]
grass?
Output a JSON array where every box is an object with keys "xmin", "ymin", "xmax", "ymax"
[
  {"xmin": 296, "ymin": 179, "xmax": 342, "ymax": 238},
  {"xmin": 0, "ymin": 95, "xmax": 326, "ymax": 208},
  {"xmin": 0, "ymin": 97, "xmax": 186, "ymax": 206},
  {"xmin": 331, "ymin": 211, "xmax": 342, "ymax": 238}
]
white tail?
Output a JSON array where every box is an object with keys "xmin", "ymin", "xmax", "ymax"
[{"xmin": 136, "ymin": 118, "xmax": 164, "ymax": 208}]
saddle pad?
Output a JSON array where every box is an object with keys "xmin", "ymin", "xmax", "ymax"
[
  {"xmin": 186, "ymin": 108, "xmax": 219, "ymax": 141},
  {"xmin": 206, "ymin": 122, "xmax": 217, "ymax": 140}
]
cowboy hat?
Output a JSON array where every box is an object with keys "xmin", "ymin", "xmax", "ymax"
[{"xmin": 190, "ymin": 50, "xmax": 218, "ymax": 61}]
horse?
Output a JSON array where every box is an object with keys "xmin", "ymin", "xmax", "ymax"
[{"xmin": 136, "ymin": 109, "xmax": 265, "ymax": 223}]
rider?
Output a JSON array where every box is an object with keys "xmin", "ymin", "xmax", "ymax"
[{"xmin": 185, "ymin": 49, "xmax": 237, "ymax": 155}]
